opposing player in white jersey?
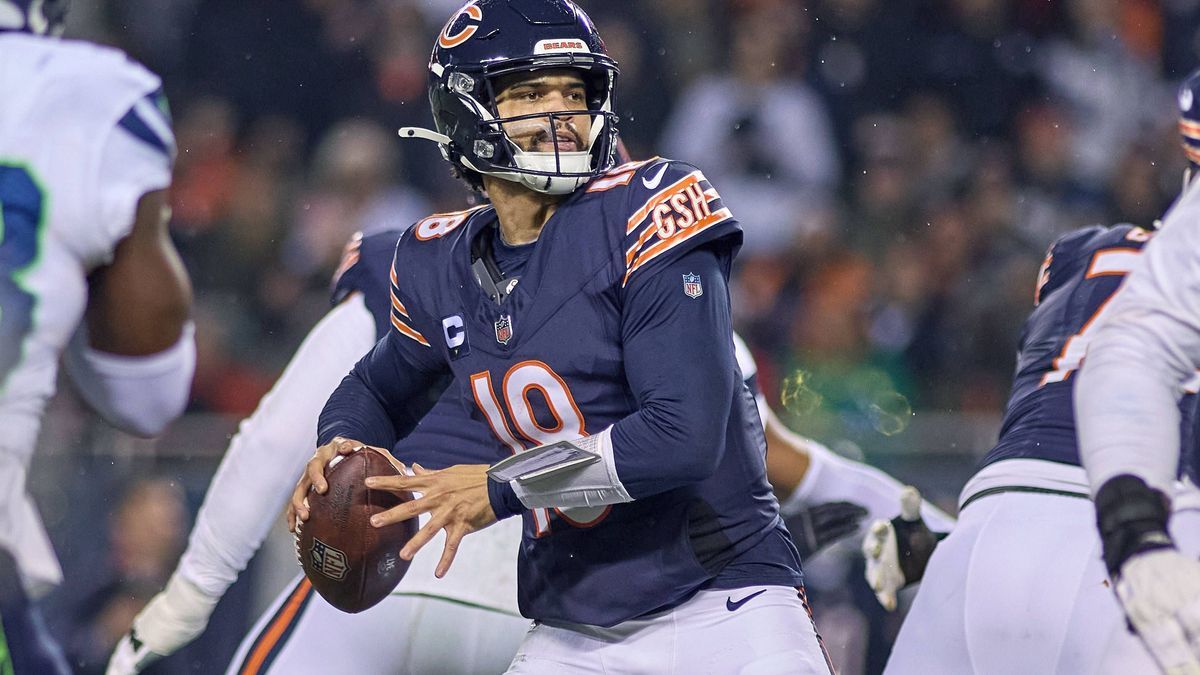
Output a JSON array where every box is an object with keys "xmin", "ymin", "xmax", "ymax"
[
  {"xmin": 871, "ymin": 71, "xmax": 1200, "ymax": 673},
  {"xmin": 0, "ymin": 1, "xmax": 195, "ymax": 672},
  {"xmin": 108, "ymin": 218, "xmax": 950, "ymax": 673},
  {"xmin": 1074, "ymin": 68, "xmax": 1200, "ymax": 675}
]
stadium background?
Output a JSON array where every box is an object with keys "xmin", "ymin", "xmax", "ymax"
[{"xmin": 28, "ymin": 0, "xmax": 1200, "ymax": 672}]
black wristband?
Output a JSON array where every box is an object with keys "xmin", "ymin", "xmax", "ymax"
[{"xmin": 1094, "ymin": 474, "xmax": 1173, "ymax": 577}]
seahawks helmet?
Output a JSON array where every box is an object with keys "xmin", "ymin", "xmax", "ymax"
[
  {"xmin": 400, "ymin": 0, "xmax": 619, "ymax": 195},
  {"xmin": 0, "ymin": 0, "xmax": 69, "ymax": 35}
]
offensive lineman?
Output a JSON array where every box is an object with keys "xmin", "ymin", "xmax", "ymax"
[
  {"xmin": 1074, "ymin": 69, "xmax": 1200, "ymax": 675},
  {"xmin": 875, "ymin": 73, "xmax": 1200, "ymax": 673},
  {"xmin": 109, "ymin": 223, "xmax": 951, "ymax": 673},
  {"xmin": 0, "ymin": 0, "xmax": 195, "ymax": 672},
  {"xmin": 301, "ymin": 0, "xmax": 835, "ymax": 671}
]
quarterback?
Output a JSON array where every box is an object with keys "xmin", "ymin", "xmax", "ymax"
[
  {"xmin": 301, "ymin": 0, "xmax": 833, "ymax": 671},
  {"xmin": 109, "ymin": 222, "xmax": 949, "ymax": 672}
]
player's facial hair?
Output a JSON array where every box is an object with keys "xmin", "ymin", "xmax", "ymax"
[{"xmin": 504, "ymin": 117, "xmax": 587, "ymax": 153}]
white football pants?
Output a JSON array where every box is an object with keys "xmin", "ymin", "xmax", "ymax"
[
  {"xmin": 226, "ymin": 574, "xmax": 532, "ymax": 675},
  {"xmin": 505, "ymin": 585, "xmax": 834, "ymax": 674},
  {"xmin": 886, "ymin": 489, "xmax": 1200, "ymax": 674}
]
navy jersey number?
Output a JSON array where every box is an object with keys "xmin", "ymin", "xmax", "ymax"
[{"xmin": 0, "ymin": 163, "xmax": 45, "ymax": 390}]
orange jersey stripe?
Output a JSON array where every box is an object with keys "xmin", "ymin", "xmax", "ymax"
[
  {"xmin": 391, "ymin": 314, "xmax": 431, "ymax": 347},
  {"xmin": 622, "ymin": 208, "xmax": 732, "ymax": 286},
  {"xmin": 625, "ymin": 171, "xmax": 702, "ymax": 235},
  {"xmin": 390, "ymin": 290, "xmax": 410, "ymax": 319},
  {"xmin": 625, "ymin": 191, "xmax": 723, "ymax": 267},
  {"xmin": 239, "ymin": 579, "xmax": 313, "ymax": 675}
]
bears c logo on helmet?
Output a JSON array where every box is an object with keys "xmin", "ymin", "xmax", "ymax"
[{"xmin": 439, "ymin": 3, "xmax": 483, "ymax": 49}]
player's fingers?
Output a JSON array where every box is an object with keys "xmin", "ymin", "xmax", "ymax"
[
  {"xmin": 863, "ymin": 520, "xmax": 889, "ymax": 558},
  {"xmin": 306, "ymin": 455, "xmax": 329, "ymax": 495},
  {"xmin": 365, "ymin": 474, "xmax": 423, "ymax": 493},
  {"xmin": 1137, "ymin": 617, "xmax": 1197, "ymax": 675},
  {"xmin": 371, "ymin": 495, "xmax": 430, "ymax": 529},
  {"xmin": 435, "ymin": 527, "xmax": 464, "ymax": 578},
  {"xmin": 400, "ymin": 512, "xmax": 448, "ymax": 561},
  {"xmin": 1178, "ymin": 600, "xmax": 1200, "ymax": 667},
  {"xmin": 290, "ymin": 477, "xmax": 312, "ymax": 528}
]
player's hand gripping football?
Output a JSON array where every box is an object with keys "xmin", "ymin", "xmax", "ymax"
[
  {"xmin": 105, "ymin": 574, "xmax": 220, "ymax": 675},
  {"xmin": 1098, "ymin": 475, "xmax": 1200, "ymax": 675},
  {"xmin": 288, "ymin": 436, "xmax": 385, "ymax": 532},
  {"xmin": 862, "ymin": 486, "xmax": 943, "ymax": 611},
  {"xmin": 366, "ymin": 463, "xmax": 497, "ymax": 578}
]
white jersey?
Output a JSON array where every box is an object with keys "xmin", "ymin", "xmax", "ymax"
[
  {"xmin": 0, "ymin": 33, "xmax": 174, "ymax": 461},
  {"xmin": 1076, "ymin": 178, "xmax": 1200, "ymax": 495},
  {"xmin": 0, "ymin": 33, "xmax": 173, "ymax": 597}
]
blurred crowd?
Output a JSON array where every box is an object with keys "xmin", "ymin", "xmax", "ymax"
[
  {"xmin": 66, "ymin": 0, "xmax": 1193, "ymax": 443},
  {"xmin": 40, "ymin": 0, "xmax": 1200, "ymax": 672}
]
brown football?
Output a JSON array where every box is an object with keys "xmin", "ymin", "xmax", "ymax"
[{"xmin": 295, "ymin": 447, "xmax": 417, "ymax": 613}]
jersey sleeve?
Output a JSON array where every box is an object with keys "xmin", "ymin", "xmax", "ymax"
[
  {"xmin": 607, "ymin": 243, "xmax": 739, "ymax": 498},
  {"xmin": 317, "ymin": 236, "xmax": 449, "ymax": 448},
  {"xmin": 330, "ymin": 231, "xmax": 366, "ymax": 305},
  {"xmin": 95, "ymin": 83, "xmax": 175, "ymax": 251},
  {"xmin": 619, "ymin": 160, "xmax": 742, "ymax": 288}
]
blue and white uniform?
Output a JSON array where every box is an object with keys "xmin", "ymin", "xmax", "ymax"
[
  {"xmin": 0, "ymin": 30, "xmax": 177, "ymax": 675},
  {"xmin": 886, "ymin": 224, "xmax": 1200, "ymax": 674},
  {"xmin": 0, "ymin": 33, "xmax": 175, "ymax": 595}
]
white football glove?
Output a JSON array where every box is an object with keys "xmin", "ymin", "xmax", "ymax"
[
  {"xmin": 106, "ymin": 573, "xmax": 220, "ymax": 675},
  {"xmin": 1115, "ymin": 549, "xmax": 1200, "ymax": 675},
  {"xmin": 862, "ymin": 486, "xmax": 942, "ymax": 611},
  {"xmin": 1096, "ymin": 474, "xmax": 1200, "ymax": 675}
]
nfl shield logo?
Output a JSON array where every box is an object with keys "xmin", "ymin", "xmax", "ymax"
[
  {"xmin": 495, "ymin": 314, "xmax": 513, "ymax": 345},
  {"xmin": 310, "ymin": 538, "xmax": 348, "ymax": 581},
  {"xmin": 682, "ymin": 273, "xmax": 703, "ymax": 299}
]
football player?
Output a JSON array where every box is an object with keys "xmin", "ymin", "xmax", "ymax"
[
  {"xmin": 108, "ymin": 220, "xmax": 949, "ymax": 673},
  {"xmin": 299, "ymin": 0, "xmax": 835, "ymax": 670},
  {"xmin": 1074, "ymin": 68, "xmax": 1200, "ymax": 675},
  {"xmin": 870, "ymin": 71, "xmax": 1200, "ymax": 673},
  {"xmin": 0, "ymin": 1, "xmax": 195, "ymax": 673}
]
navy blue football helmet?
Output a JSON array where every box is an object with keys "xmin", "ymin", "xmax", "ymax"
[
  {"xmin": 0, "ymin": 0, "xmax": 69, "ymax": 35},
  {"xmin": 1180, "ymin": 67, "xmax": 1200, "ymax": 184},
  {"xmin": 400, "ymin": 0, "xmax": 619, "ymax": 195}
]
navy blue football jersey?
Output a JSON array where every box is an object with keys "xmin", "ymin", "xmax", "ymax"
[
  {"xmin": 325, "ymin": 158, "xmax": 800, "ymax": 627},
  {"xmin": 331, "ymin": 230, "xmax": 404, "ymax": 341},
  {"xmin": 981, "ymin": 224, "xmax": 1197, "ymax": 471}
]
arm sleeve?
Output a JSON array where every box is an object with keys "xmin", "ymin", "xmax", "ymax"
[
  {"xmin": 177, "ymin": 295, "xmax": 377, "ymax": 595},
  {"xmin": 62, "ymin": 322, "xmax": 195, "ymax": 437},
  {"xmin": 781, "ymin": 431, "xmax": 956, "ymax": 531},
  {"xmin": 317, "ymin": 251, "xmax": 447, "ymax": 448},
  {"xmin": 608, "ymin": 244, "xmax": 737, "ymax": 498},
  {"xmin": 1076, "ymin": 186, "xmax": 1200, "ymax": 495}
]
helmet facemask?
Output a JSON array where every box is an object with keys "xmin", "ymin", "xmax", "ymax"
[
  {"xmin": 457, "ymin": 66, "xmax": 617, "ymax": 194},
  {"xmin": 405, "ymin": 56, "xmax": 619, "ymax": 196}
]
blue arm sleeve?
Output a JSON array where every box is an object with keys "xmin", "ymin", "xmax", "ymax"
[
  {"xmin": 317, "ymin": 329, "xmax": 445, "ymax": 448},
  {"xmin": 609, "ymin": 244, "xmax": 737, "ymax": 498}
]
